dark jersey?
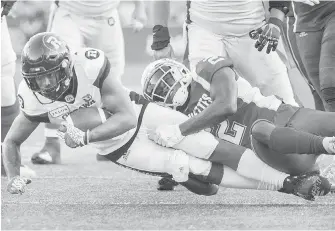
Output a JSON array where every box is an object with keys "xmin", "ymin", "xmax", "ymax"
[
  {"xmin": 292, "ymin": 1, "xmax": 335, "ymax": 32},
  {"xmin": 182, "ymin": 56, "xmax": 283, "ymax": 148}
]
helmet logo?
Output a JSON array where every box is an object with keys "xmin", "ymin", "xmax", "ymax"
[
  {"xmin": 85, "ymin": 49, "xmax": 100, "ymax": 60},
  {"xmin": 45, "ymin": 36, "xmax": 62, "ymax": 50},
  {"xmin": 64, "ymin": 95, "xmax": 75, "ymax": 103}
]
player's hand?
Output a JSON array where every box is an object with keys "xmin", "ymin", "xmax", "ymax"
[
  {"xmin": 57, "ymin": 122, "xmax": 89, "ymax": 148},
  {"xmin": 131, "ymin": 3, "xmax": 147, "ymax": 32},
  {"xmin": 7, "ymin": 176, "xmax": 32, "ymax": 194},
  {"xmin": 1, "ymin": 0, "xmax": 17, "ymax": 17},
  {"xmin": 148, "ymin": 124, "xmax": 185, "ymax": 148},
  {"xmin": 153, "ymin": 44, "xmax": 175, "ymax": 60},
  {"xmin": 249, "ymin": 18, "xmax": 282, "ymax": 54},
  {"xmin": 294, "ymin": 0, "xmax": 320, "ymax": 6}
]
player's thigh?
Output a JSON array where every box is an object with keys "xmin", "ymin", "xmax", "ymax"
[
  {"xmin": 187, "ymin": 22, "xmax": 227, "ymax": 72},
  {"xmin": 295, "ymin": 30, "xmax": 323, "ymax": 94},
  {"xmin": 227, "ymin": 36, "xmax": 296, "ymax": 105},
  {"xmin": 288, "ymin": 108, "xmax": 335, "ymax": 137},
  {"xmin": 49, "ymin": 7, "xmax": 83, "ymax": 52},
  {"xmin": 91, "ymin": 11, "xmax": 125, "ymax": 80},
  {"xmin": 252, "ymin": 137, "xmax": 318, "ymax": 175},
  {"xmin": 319, "ymin": 14, "xmax": 335, "ymax": 111},
  {"xmin": 1, "ymin": 62, "xmax": 16, "ymax": 107},
  {"xmin": 116, "ymin": 134, "xmax": 173, "ymax": 173},
  {"xmin": 1, "ymin": 17, "xmax": 16, "ymax": 67}
]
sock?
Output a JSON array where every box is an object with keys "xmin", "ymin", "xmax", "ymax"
[
  {"xmin": 236, "ymin": 149, "xmax": 289, "ymax": 191},
  {"xmin": 268, "ymin": 127, "xmax": 327, "ymax": 154},
  {"xmin": 44, "ymin": 124, "xmax": 60, "ymax": 138}
]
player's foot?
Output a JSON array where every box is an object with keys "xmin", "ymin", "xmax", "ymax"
[
  {"xmin": 157, "ymin": 177, "xmax": 179, "ymax": 191},
  {"xmin": 31, "ymin": 137, "xmax": 61, "ymax": 165},
  {"xmin": 280, "ymin": 172, "xmax": 331, "ymax": 201},
  {"xmin": 96, "ymin": 153, "xmax": 109, "ymax": 161},
  {"xmin": 322, "ymin": 137, "xmax": 335, "ymax": 154}
]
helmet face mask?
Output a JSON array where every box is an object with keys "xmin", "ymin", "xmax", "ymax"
[
  {"xmin": 142, "ymin": 59, "xmax": 192, "ymax": 109},
  {"xmin": 21, "ymin": 32, "xmax": 73, "ymax": 104}
]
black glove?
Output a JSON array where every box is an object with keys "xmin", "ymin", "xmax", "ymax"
[
  {"xmin": 1, "ymin": 0, "xmax": 17, "ymax": 17},
  {"xmin": 249, "ymin": 17, "xmax": 282, "ymax": 54}
]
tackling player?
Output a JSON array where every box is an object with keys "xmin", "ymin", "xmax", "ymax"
[
  {"xmin": 32, "ymin": 0, "xmax": 147, "ymax": 166},
  {"xmin": 3, "ymin": 33, "xmax": 331, "ymax": 201},
  {"xmin": 140, "ymin": 58, "xmax": 335, "ymax": 192}
]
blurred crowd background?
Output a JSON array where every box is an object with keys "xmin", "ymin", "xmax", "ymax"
[{"xmin": 5, "ymin": 1, "xmax": 186, "ymax": 63}]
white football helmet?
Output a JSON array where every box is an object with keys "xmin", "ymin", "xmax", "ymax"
[{"xmin": 141, "ymin": 59, "xmax": 192, "ymax": 108}]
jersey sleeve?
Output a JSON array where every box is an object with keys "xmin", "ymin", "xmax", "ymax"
[
  {"xmin": 76, "ymin": 48, "xmax": 111, "ymax": 89},
  {"xmin": 195, "ymin": 56, "xmax": 234, "ymax": 85},
  {"xmin": 17, "ymin": 81, "xmax": 49, "ymax": 122}
]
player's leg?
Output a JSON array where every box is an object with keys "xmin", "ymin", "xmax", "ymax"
[
  {"xmin": 283, "ymin": 16, "xmax": 325, "ymax": 111},
  {"xmin": 186, "ymin": 22, "xmax": 227, "ymax": 72},
  {"xmin": 226, "ymin": 35, "xmax": 298, "ymax": 106},
  {"xmin": 319, "ymin": 14, "xmax": 335, "ymax": 112},
  {"xmin": 88, "ymin": 10, "xmax": 125, "ymax": 82},
  {"xmin": 32, "ymin": 6, "xmax": 84, "ymax": 165}
]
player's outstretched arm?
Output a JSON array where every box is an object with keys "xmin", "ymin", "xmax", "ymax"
[
  {"xmin": 2, "ymin": 112, "xmax": 40, "ymax": 180},
  {"xmin": 179, "ymin": 67, "xmax": 238, "ymax": 136},
  {"xmin": 88, "ymin": 75, "xmax": 137, "ymax": 143}
]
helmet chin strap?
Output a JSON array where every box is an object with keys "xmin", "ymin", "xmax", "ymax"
[{"xmin": 172, "ymin": 85, "xmax": 189, "ymax": 108}]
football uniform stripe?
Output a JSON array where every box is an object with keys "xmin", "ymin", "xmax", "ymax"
[{"xmin": 93, "ymin": 56, "xmax": 111, "ymax": 89}]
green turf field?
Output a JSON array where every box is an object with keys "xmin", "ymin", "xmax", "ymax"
[{"xmin": 1, "ymin": 63, "xmax": 334, "ymax": 230}]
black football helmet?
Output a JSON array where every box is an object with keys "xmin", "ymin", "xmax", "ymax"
[{"xmin": 21, "ymin": 32, "xmax": 73, "ymax": 104}]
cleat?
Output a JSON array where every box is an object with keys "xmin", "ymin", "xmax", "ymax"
[
  {"xmin": 96, "ymin": 153, "xmax": 109, "ymax": 162},
  {"xmin": 157, "ymin": 177, "xmax": 179, "ymax": 191},
  {"xmin": 31, "ymin": 138, "xmax": 61, "ymax": 165},
  {"xmin": 20, "ymin": 164, "xmax": 36, "ymax": 178},
  {"xmin": 323, "ymin": 137, "xmax": 335, "ymax": 154},
  {"xmin": 280, "ymin": 172, "xmax": 331, "ymax": 201}
]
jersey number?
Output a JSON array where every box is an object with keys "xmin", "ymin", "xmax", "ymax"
[
  {"xmin": 203, "ymin": 56, "xmax": 225, "ymax": 65},
  {"xmin": 215, "ymin": 120, "xmax": 246, "ymax": 145}
]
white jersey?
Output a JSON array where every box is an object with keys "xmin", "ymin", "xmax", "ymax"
[
  {"xmin": 189, "ymin": 0, "xmax": 266, "ymax": 36},
  {"xmin": 17, "ymin": 47, "xmax": 136, "ymax": 155},
  {"xmin": 57, "ymin": 0, "xmax": 120, "ymax": 18}
]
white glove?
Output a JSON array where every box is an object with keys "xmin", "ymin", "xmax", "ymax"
[
  {"xmin": 148, "ymin": 124, "xmax": 185, "ymax": 148},
  {"xmin": 57, "ymin": 122, "xmax": 89, "ymax": 148},
  {"xmin": 7, "ymin": 176, "xmax": 31, "ymax": 194}
]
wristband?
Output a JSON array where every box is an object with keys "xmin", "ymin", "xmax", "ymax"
[{"xmin": 151, "ymin": 25, "xmax": 170, "ymax": 51}]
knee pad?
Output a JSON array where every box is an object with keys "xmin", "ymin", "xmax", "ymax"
[{"xmin": 321, "ymin": 87, "xmax": 335, "ymax": 112}]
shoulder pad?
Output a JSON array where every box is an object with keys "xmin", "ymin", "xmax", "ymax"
[
  {"xmin": 74, "ymin": 48, "xmax": 111, "ymax": 88},
  {"xmin": 195, "ymin": 56, "xmax": 234, "ymax": 83}
]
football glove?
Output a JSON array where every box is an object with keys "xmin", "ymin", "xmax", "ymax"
[
  {"xmin": 249, "ymin": 17, "xmax": 282, "ymax": 54},
  {"xmin": 7, "ymin": 176, "xmax": 31, "ymax": 194},
  {"xmin": 57, "ymin": 122, "xmax": 89, "ymax": 148},
  {"xmin": 148, "ymin": 124, "xmax": 185, "ymax": 148}
]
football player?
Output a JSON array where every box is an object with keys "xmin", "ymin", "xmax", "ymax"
[
  {"xmin": 3, "ymin": 32, "xmax": 331, "ymax": 200},
  {"xmin": 1, "ymin": 0, "xmax": 36, "ymax": 178},
  {"xmin": 251, "ymin": 0, "xmax": 335, "ymax": 112},
  {"xmin": 140, "ymin": 58, "xmax": 335, "ymax": 191},
  {"xmin": 151, "ymin": 0, "xmax": 298, "ymax": 106},
  {"xmin": 33, "ymin": 0, "xmax": 147, "ymax": 166}
]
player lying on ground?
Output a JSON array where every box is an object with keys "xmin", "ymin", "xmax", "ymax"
[
  {"xmin": 2, "ymin": 33, "xmax": 331, "ymax": 201},
  {"xmin": 140, "ymin": 58, "xmax": 335, "ymax": 189}
]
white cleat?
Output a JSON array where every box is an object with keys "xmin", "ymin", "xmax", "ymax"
[
  {"xmin": 323, "ymin": 137, "xmax": 335, "ymax": 154},
  {"xmin": 20, "ymin": 164, "xmax": 37, "ymax": 178},
  {"xmin": 320, "ymin": 158, "xmax": 335, "ymax": 194}
]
